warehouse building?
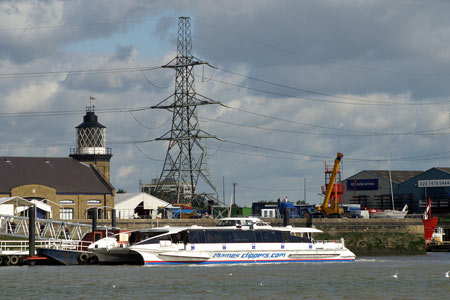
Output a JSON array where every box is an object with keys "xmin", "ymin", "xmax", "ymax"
[
  {"xmin": 343, "ymin": 168, "xmax": 450, "ymax": 215},
  {"xmin": 342, "ymin": 170, "xmax": 422, "ymax": 212},
  {"xmin": 399, "ymin": 168, "xmax": 450, "ymax": 215}
]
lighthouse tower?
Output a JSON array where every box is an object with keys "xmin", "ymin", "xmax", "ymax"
[{"xmin": 70, "ymin": 104, "xmax": 112, "ymax": 181}]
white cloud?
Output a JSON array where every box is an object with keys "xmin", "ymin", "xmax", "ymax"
[
  {"xmin": 116, "ymin": 165, "xmax": 134, "ymax": 181},
  {"xmin": 5, "ymin": 81, "xmax": 59, "ymax": 111},
  {"xmin": 1, "ymin": 0, "xmax": 450, "ymax": 206}
]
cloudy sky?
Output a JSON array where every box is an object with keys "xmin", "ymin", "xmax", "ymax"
[{"xmin": 1, "ymin": 0, "xmax": 450, "ymax": 206}]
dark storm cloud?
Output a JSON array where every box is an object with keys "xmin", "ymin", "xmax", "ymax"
[
  {"xmin": 191, "ymin": 1, "xmax": 450, "ymax": 98},
  {"xmin": 0, "ymin": 0, "xmax": 169, "ymax": 63}
]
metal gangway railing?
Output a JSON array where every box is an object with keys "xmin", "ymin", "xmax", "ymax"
[
  {"xmin": 0, "ymin": 214, "xmax": 92, "ymax": 240},
  {"xmin": 0, "ymin": 239, "xmax": 93, "ymax": 256}
]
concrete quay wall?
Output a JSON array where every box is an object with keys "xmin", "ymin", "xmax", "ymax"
[
  {"xmin": 90, "ymin": 218, "xmax": 425, "ymax": 256},
  {"xmin": 309, "ymin": 219, "xmax": 425, "ymax": 256}
]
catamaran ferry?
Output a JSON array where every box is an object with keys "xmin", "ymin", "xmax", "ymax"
[{"xmin": 89, "ymin": 218, "xmax": 355, "ymax": 265}]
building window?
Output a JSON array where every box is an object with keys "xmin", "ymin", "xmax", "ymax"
[
  {"xmin": 60, "ymin": 208, "xmax": 74, "ymax": 220},
  {"xmin": 60, "ymin": 200, "xmax": 74, "ymax": 205},
  {"xmin": 87, "ymin": 199, "xmax": 101, "ymax": 205}
]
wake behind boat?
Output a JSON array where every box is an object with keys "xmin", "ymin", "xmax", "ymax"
[{"xmin": 90, "ymin": 217, "xmax": 355, "ymax": 266}]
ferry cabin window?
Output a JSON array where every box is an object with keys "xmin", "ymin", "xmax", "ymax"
[
  {"xmin": 135, "ymin": 233, "xmax": 171, "ymax": 245},
  {"xmin": 131, "ymin": 231, "xmax": 168, "ymax": 245},
  {"xmin": 188, "ymin": 230, "xmax": 206, "ymax": 243},
  {"xmin": 255, "ymin": 230, "xmax": 283, "ymax": 243},
  {"xmin": 281, "ymin": 232, "xmax": 310, "ymax": 243},
  {"xmin": 170, "ymin": 231, "xmax": 189, "ymax": 244},
  {"xmin": 186, "ymin": 230, "xmax": 311, "ymax": 244},
  {"xmin": 216, "ymin": 220, "xmax": 235, "ymax": 226},
  {"xmin": 232, "ymin": 231, "xmax": 256, "ymax": 243},
  {"xmin": 242, "ymin": 220, "xmax": 253, "ymax": 226},
  {"xmin": 204, "ymin": 230, "xmax": 234, "ymax": 243}
]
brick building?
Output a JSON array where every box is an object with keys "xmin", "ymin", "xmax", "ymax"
[{"xmin": 0, "ymin": 105, "xmax": 114, "ymax": 220}]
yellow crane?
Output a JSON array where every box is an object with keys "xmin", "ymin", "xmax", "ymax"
[{"xmin": 318, "ymin": 152, "xmax": 343, "ymax": 216}]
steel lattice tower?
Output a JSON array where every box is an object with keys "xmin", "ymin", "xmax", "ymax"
[{"xmin": 152, "ymin": 17, "xmax": 221, "ymax": 206}]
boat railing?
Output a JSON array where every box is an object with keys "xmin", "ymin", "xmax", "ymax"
[
  {"xmin": 313, "ymin": 239, "xmax": 345, "ymax": 249},
  {"xmin": 313, "ymin": 239, "xmax": 342, "ymax": 244}
]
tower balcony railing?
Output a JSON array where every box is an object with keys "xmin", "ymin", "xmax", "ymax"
[{"xmin": 70, "ymin": 147, "xmax": 112, "ymax": 155}]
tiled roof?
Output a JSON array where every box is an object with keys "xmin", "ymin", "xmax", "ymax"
[{"xmin": 0, "ymin": 156, "xmax": 113, "ymax": 194}]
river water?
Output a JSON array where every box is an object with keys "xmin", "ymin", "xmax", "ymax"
[{"xmin": 1, "ymin": 253, "xmax": 449, "ymax": 300}]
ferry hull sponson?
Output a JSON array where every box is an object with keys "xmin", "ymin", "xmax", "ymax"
[{"xmin": 139, "ymin": 249, "xmax": 355, "ymax": 266}]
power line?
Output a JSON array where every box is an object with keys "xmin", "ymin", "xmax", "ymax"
[
  {"xmin": 197, "ymin": 74, "xmax": 450, "ymax": 106},
  {"xmin": 0, "ymin": 135, "xmax": 449, "ymax": 163},
  {"xmin": 129, "ymin": 111, "xmax": 170, "ymax": 130},
  {"xmin": 0, "ymin": 106, "xmax": 151, "ymax": 118},
  {"xmin": 0, "ymin": 138, "xmax": 158, "ymax": 149},
  {"xmin": 214, "ymin": 66, "xmax": 376, "ymax": 103},
  {"xmin": 217, "ymin": 103, "xmax": 450, "ymax": 136},
  {"xmin": 216, "ymin": 147, "xmax": 450, "ymax": 163},
  {"xmin": 0, "ymin": 65, "xmax": 162, "ymax": 79},
  {"xmin": 216, "ymin": 148, "xmax": 321, "ymax": 161},
  {"xmin": 0, "ymin": 19, "xmax": 141, "ymax": 32},
  {"xmin": 237, "ymin": 184, "xmax": 302, "ymax": 192},
  {"xmin": 195, "ymin": 19, "xmax": 450, "ymax": 79},
  {"xmin": 200, "ymin": 116, "xmax": 450, "ymax": 137},
  {"xmin": 213, "ymin": 66, "xmax": 450, "ymax": 106},
  {"xmin": 221, "ymin": 138, "xmax": 450, "ymax": 162},
  {"xmin": 139, "ymin": 70, "xmax": 172, "ymax": 89},
  {"xmin": 133, "ymin": 143, "xmax": 163, "ymax": 161}
]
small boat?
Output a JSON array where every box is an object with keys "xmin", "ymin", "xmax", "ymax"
[
  {"xmin": 87, "ymin": 229, "xmax": 167, "ymax": 264},
  {"xmin": 369, "ymin": 205, "xmax": 408, "ymax": 219},
  {"xmin": 369, "ymin": 155, "xmax": 408, "ymax": 219},
  {"xmin": 89, "ymin": 217, "xmax": 356, "ymax": 265},
  {"xmin": 422, "ymin": 198, "xmax": 439, "ymax": 246}
]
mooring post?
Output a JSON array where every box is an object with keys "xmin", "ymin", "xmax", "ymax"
[
  {"xmin": 92, "ymin": 210, "xmax": 97, "ymax": 231},
  {"xmin": 111, "ymin": 209, "xmax": 116, "ymax": 228},
  {"xmin": 29, "ymin": 206, "xmax": 36, "ymax": 257},
  {"xmin": 283, "ymin": 207, "xmax": 290, "ymax": 226}
]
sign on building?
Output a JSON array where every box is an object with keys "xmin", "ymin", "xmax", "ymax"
[
  {"xmin": 347, "ymin": 179, "xmax": 379, "ymax": 191},
  {"xmin": 418, "ymin": 179, "xmax": 450, "ymax": 188}
]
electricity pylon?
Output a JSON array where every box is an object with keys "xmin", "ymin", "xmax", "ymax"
[{"xmin": 152, "ymin": 17, "xmax": 222, "ymax": 207}]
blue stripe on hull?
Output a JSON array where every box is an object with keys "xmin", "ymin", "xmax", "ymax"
[{"xmin": 145, "ymin": 258, "xmax": 355, "ymax": 266}]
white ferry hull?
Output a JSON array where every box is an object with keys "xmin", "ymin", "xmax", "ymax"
[{"xmin": 131, "ymin": 243, "xmax": 355, "ymax": 266}]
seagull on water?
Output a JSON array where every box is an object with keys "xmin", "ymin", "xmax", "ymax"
[
  {"xmin": 445, "ymin": 271, "xmax": 449, "ymax": 278},
  {"xmin": 392, "ymin": 271, "xmax": 398, "ymax": 279}
]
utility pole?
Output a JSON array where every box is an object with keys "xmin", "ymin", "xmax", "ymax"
[
  {"xmin": 152, "ymin": 17, "xmax": 221, "ymax": 207},
  {"xmin": 233, "ymin": 182, "xmax": 237, "ymax": 207},
  {"xmin": 304, "ymin": 177, "xmax": 306, "ymax": 203},
  {"xmin": 223, "ymin": 176, "xmax": 225, "ymax": 205}
]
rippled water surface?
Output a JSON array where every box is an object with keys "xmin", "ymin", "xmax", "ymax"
[{"xmin": 1, "ymin": 253, "xmax": 450, "ymax": 300}]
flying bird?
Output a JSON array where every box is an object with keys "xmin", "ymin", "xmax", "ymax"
[{"xmin": 392, "ymin": 271, "xmax": 398, "ymax": 278}]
